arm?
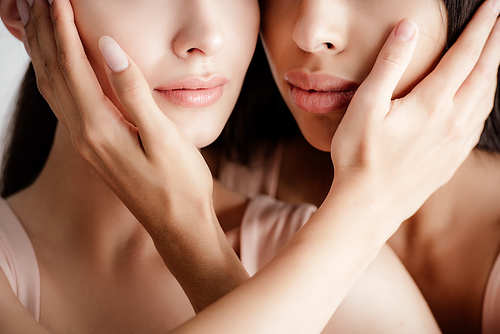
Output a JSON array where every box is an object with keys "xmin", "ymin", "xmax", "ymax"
[{"xmin": 17, "ymin": 1, "xmax": 500, "ymax": 334}]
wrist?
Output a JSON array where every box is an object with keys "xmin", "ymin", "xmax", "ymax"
[
  {"xmin": 322, "ymin": 179, "xmax": 403, "ymax": 245},
  {"xmin": 151, "ymin": 206, "xmax": 248, "ymax": 312}
]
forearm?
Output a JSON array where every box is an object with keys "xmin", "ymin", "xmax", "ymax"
[
  {"xmin": 148, "ymin": 203, "xmax": 249, "ymax": 314},
  {"xmin": 170, "ymin": 188, "xmax": 394, "ymax": 334}
]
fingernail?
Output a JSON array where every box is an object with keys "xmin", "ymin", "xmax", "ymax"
[
  {"xmin": 22, "ymin": 36, "xmax": 32, "ymax": 59},
  {"xmin": 99, "ymin": 36, "xmax": 129, "ymax": 73},
  {"xmin": 395, "ymin": 20, "xmax": 416, "ymax": 42},
  {"xmin": 16, "ymin": 0, "xmax": 30, "ymax": 26},
  {"xmin": 493, "ymin": 0, "xmax": 500, "ymax": 15}
]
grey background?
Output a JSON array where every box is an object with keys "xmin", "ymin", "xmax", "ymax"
[{"xmin": 0, "ymin": 21, "xmax": 31, "ymax": 161}]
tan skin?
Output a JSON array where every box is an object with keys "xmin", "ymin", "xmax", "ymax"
[
  {"xmin": 208, "ymin": 137, "xmax": 500, "ymax": 333},
  {"xmin": 1, "ymin": 0, "xmax": 499, "ymax": 333},
  {"xmin": 6, "ymin": 128, "xmax": 198, "ymax": 333},
  {"xmin": 1, "ymin": 0, "xmax": 448, "ymax": 333},
  {"xmin": 204, "ymin": 0, "xmax": 500, "ymax": 331}
]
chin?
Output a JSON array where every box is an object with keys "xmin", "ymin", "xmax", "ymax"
[
  {"xmin": 179, "ymin": 123, "xmax": 226, "ymax": 149},
  {"xmin": 294, "ymin": 113, "xmax": 341, "ymax": 153},
  {"xmin": 305, "ymin": 136, "xmax": 332, "ymax": 152}
]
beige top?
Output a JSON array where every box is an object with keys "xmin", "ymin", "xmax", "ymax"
[
  {"xmin": 0, "ymin": 194, "xmax": 316, "ymax": 324},
  {"xmin": 0, "ymin": 199, "xmax": 40, "ymax": 321},
  {"xmin": 219, "ymin": 144, "xmax": 500, "ymax": 333}
]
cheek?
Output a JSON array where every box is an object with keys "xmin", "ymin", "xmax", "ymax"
[
  {"xmin": 224, "ymin": 1, "xmax": 261, "ymax": 76},
  {"xmin": 72, "ymin": 1, "xmax": 163, "ymax": 74},
  {"xmin": 393, "ymin": 28, "xmax": 446, "ymax": 98},
  {"xmin": 393, "ymin": 1, "xmax": 447, "ymax": 97},
  {"xmin": 70, "ymin": 1, "xmax": 169, "ymax": 122}
]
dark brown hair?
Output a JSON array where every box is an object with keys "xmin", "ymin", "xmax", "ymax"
[
  {"xmin": 1, "ymin": 0, "xmax": 499, "ymax": 196},
  {"xmin": 1, "ymin": 64, "xmax": 57, "ymax": 197},
  {"xmin": 442, "ymin": 0, "xmax": 500, "ymax": 152},
  {"xmin": 215, "ymin": 0, "xmax": 500, "ymax": 163}
]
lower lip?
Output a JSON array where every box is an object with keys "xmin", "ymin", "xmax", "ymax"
[
  {"xmin": 155, "ymin": 85, "xmax": 225, "ymax": 108},
  {"xmin": 289, "ymin": 85, "xmax": 355, "ymax": 114}
]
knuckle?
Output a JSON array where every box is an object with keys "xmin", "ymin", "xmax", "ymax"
[
  {"xmin": 447, "ymin": 117, "xmax": 467, "ymax": 139},
  {"xmin": 25, "ymin": 31, "xmax": 38, "ymax": 50},
  {"xmin": 31, "ymin": 9, "xmax": 45, "ymax": 28},
  {"xmin": 81, "ymin": 123, "xmax": 104, "ymax": 152},
  {"xmin": 379, "ymin": 50, "xmax": 406, "ymax": 69},
  {"xmin": 43, "ymin": 57, "xmax": 58, "ymax": 80},
  {"xmin": 476, "ymin": 62, "xmax": 497, "ymax": 84},
  {"xmin": 72, "ymin": 133, "xmax": 93, "ymax": 160},
  {"xmin": 117, "ymin": 81, "xmax": 149, "ymax": 104},
  {"xmin": 50, "ymin": 9, "xmax": 66, "ymax": 30},
  {"xmin": 57, "ymin": 50, "xmax": 72, "ymax": 75},
  {"xmin": 462, "ymin": 40, "xmax": 481, "ymax": 64}
]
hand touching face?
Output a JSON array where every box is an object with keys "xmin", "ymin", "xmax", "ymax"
[
  {"xmin": 72, "ymin": 0, "xmax": 259, "ymax": 148},
  {"xmin": 261, "ymin": 0, "xmax": 446, "ymax": 151}
]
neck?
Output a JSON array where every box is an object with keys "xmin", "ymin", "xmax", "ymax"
[
  {"xmin": 7, "ymin": 124, "xmax": 148, "ymax": 260},
  {"xmin": 396, "ymin": 150, "xmax": 500, "ymax": 242}
]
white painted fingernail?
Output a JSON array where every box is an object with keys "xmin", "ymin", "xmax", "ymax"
[
  {"xmin": 493, "ymin": 0, "xmax": 500, "ymax": 15},
  {"xmin": 395, "ymin": 20, "xmax": 416, "ymax": 42},
  {"xmin": 99, "ymin": 36, "xmax": 129, "ymax": 73},
  {"xmin": 16, "ymin": 0, "xmax": 30, "ymax": 26}
]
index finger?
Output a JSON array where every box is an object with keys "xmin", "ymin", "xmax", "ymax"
[
  {"xmin": 419, "ymin": 0, "xmax": 500, "ymax": 97},
  {"xmin": 49, "ymin": 0, "xmax": 121, "ymax": 130}
]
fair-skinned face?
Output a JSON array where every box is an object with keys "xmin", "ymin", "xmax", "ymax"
[
  {"xmin": 72, "ymin": 0, "xmax": 259, "ymax": 148},
  {"xmin": 260, "ymin": 0, "xmax": 447, "ymax": 151}
]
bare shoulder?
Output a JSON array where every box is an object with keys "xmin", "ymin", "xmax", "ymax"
[
  {"xmin": 322, "ymin": 244, "xmax": 441, "ymax": 334},
  {"xmin": 0, "ymin": 268, "xmax": 50, "ymax": 334}
]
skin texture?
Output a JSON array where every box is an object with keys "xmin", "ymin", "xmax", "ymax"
[
  {"xmin": 261, "ymin": 0, "xmax": 447, "ymax": 152},
  {"xmin": 0, "ymin": 0, "xmax": 499, "ymax": 333},
  {"xmin": 1, "ymin": 0, "xmax": 259, "ymax": 331},
  {"xmin": 252, "ymin": 0, "xmax": 500, "ymax": 332},
  {"xmin": 69, "ymin": 0, "xmax": 260, "ymax": 148}
]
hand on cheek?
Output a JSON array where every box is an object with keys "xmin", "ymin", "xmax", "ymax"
[{"xmin": 332, "ymin": 0, "xmax": 500, "ymax": 228}]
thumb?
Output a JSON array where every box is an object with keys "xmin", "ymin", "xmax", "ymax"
[{"xmin": 354, "ymin": 19, "xmax": 419, "ymax": 116}]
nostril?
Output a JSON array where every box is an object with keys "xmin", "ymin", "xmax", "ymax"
[
  {"xmin": 187, "ymin": 48, "xmax": 196, "ymax": 53},
  {"xmin": 325, "ymin": 42, "xmax": 334, "ymax": 49}
]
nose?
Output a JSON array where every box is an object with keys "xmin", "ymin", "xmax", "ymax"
[
  {"xmin": 172, "ymin": 1, "xmax": 226, "ymax": 59},
  {"xmin": 292, "ymin": 0, "xmax": 347, "ymax": 55}
]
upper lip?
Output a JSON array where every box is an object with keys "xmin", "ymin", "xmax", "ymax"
[
  {"xmin": 155, "ymin": 75, "xmax": 228, "ymax": 91},
  {"xmin": 285, "ymin": 70, "xmax": 359, "ymax": 92}
]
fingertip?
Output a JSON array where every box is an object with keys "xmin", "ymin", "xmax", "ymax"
[
  {"xmin": 492, "ymin": 0, "xmax": 500, "ymax": 15},
  {"xmin": 394, "ymin": 19, "xmax": 418, "ymax": 42},
  {"xmin": 99, "ymin": 36, "xmax": 129, "ymax": 73}
]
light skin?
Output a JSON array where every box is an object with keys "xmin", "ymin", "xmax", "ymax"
[
  {"xmin": 252, "ymin": 0, "xmax": 500, "ymax": 332},
  {"xmin": 0, "ymin": 0, "xmax": 499, "ymax": 334},
  {"xmin": 261, "ymin": 0, "xmax": 447, "ymax": 152},
  {"xmin": 3, "ymin": 0, "xmax": 258, "ymax": 330}
]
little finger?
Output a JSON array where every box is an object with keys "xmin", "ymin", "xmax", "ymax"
[
  {"xmin": 454, "ymin": 18, "xmax": 500, "ymax": 123},
  {"xmin": 418, "ymin": 0, "xmax": 499, "ymax": 98}
]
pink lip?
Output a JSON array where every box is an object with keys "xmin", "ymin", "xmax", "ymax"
[
  {"xmin": 285, "ymin": 70, "xmax": 359, "ymax": 114},
  {"xmin": 155, "ymin": 76, "xmax": 228, "ymax": 108}
]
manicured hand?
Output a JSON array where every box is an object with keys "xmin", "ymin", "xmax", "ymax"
[
  {"xmin": 21, "ymin": 0, "xmax": 249, "ymax": 312},
  {"xmin": 331, "ymin": 1, "xmax": 500, "ymax": 231}
]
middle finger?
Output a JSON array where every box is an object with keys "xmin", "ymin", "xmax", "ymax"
[{"xmin": 29, "ymin": 0, "xmax": 80, "ymax": 133}]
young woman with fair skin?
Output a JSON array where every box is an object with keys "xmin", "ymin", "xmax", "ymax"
[
  {"xmin": 205, "ymin": 0, "xmax": 500, "ymax": 332},
  {"xmin": 0, "ymin": 0, "xmax": 498, "ymax": 333}
]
